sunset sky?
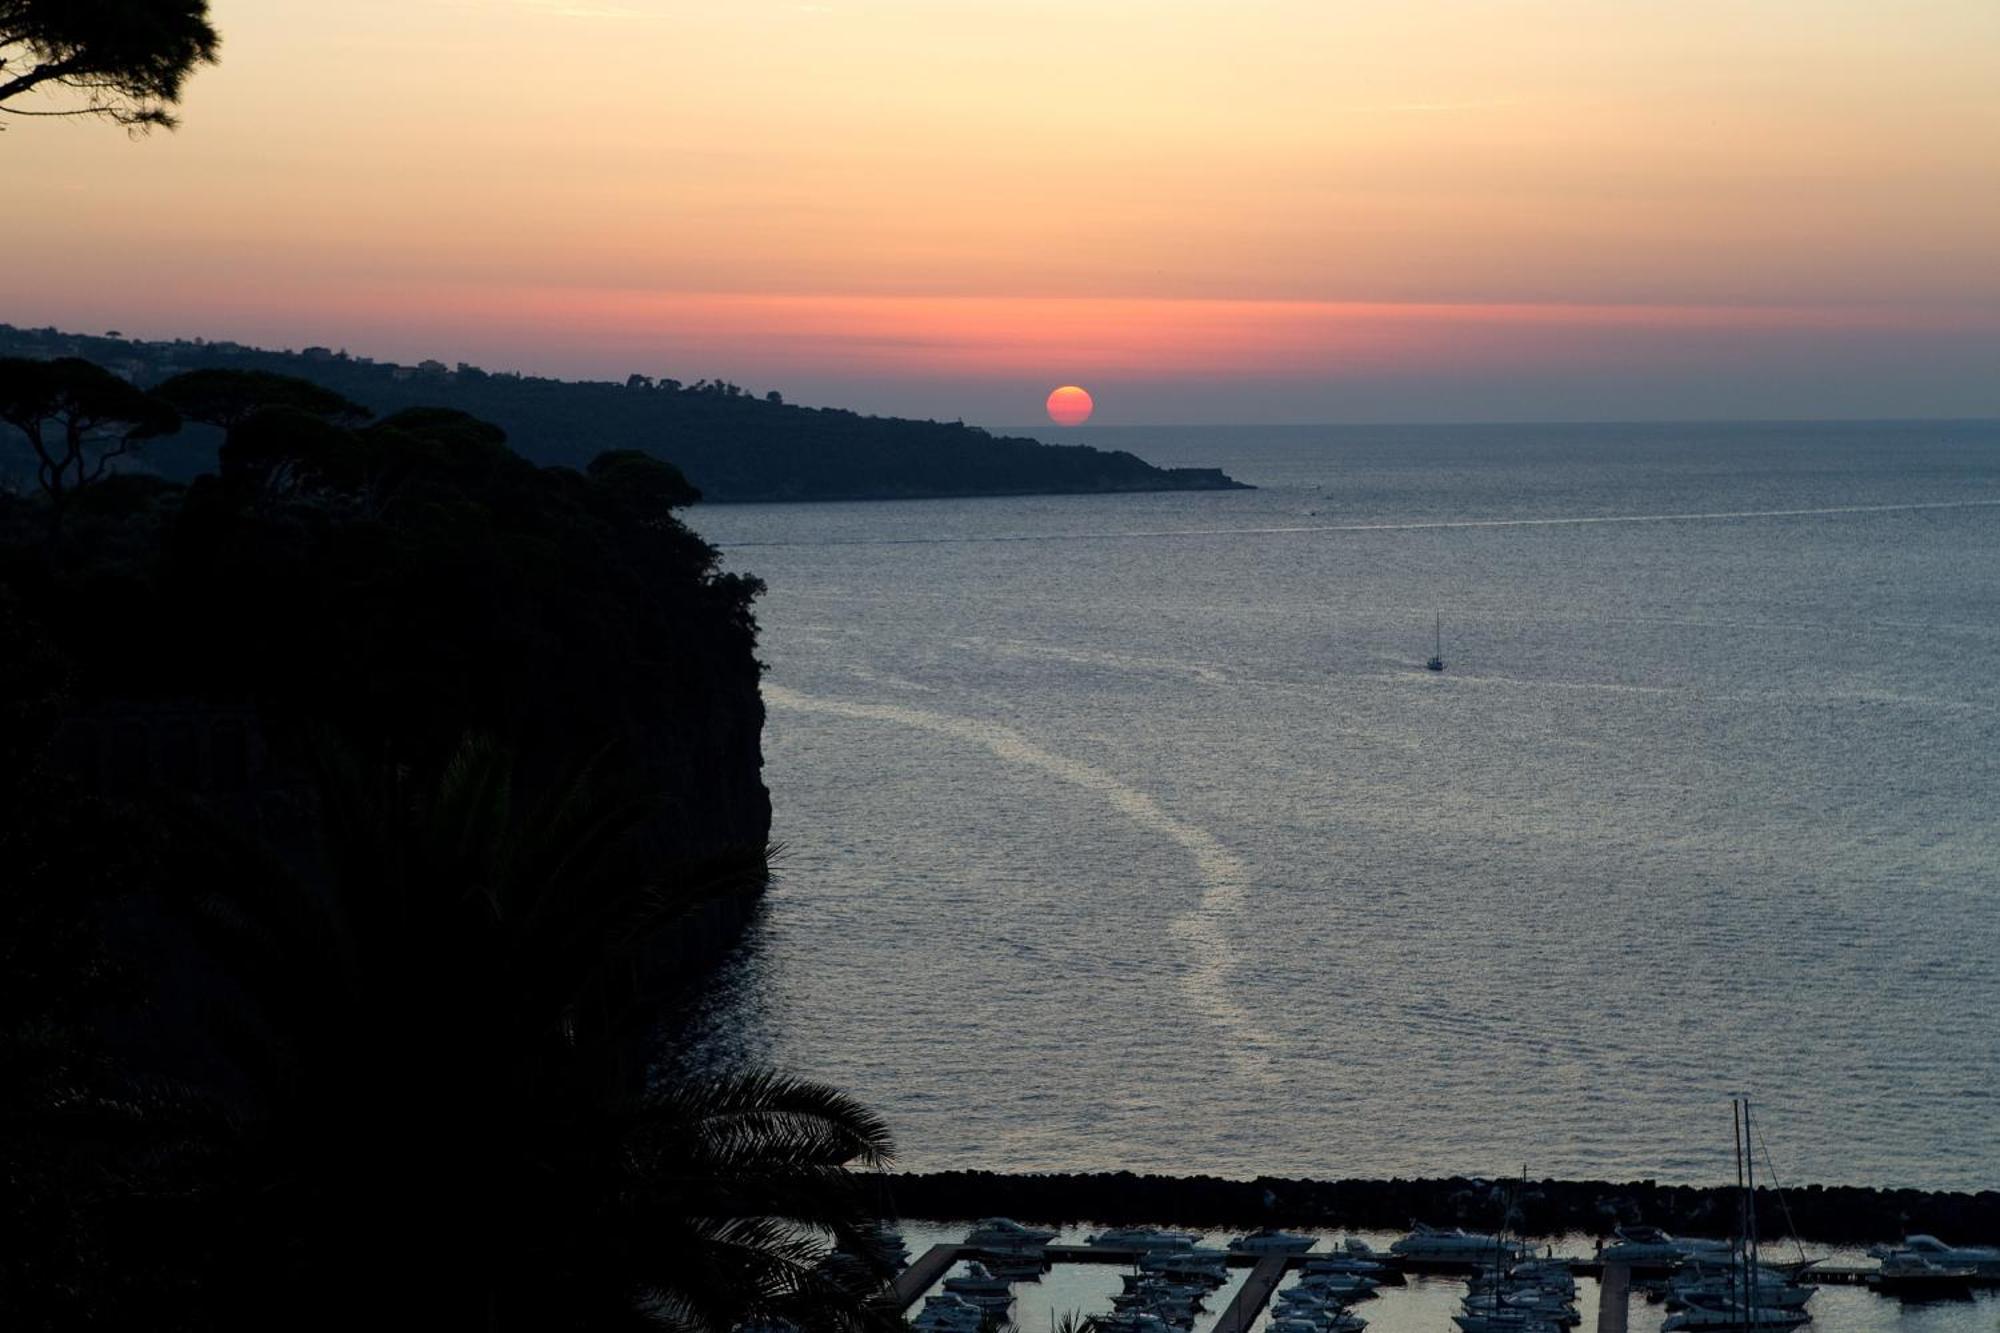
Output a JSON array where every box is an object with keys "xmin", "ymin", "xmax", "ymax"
[{"xmin": 5, "ymin": 0, "xmax": 1997, "ymax": 423}]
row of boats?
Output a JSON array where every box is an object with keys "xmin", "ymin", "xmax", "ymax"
[
  {"xmin": 1452, "ymin": 1257, "xmax": 1581, "ymax": 1333},
  {"xmin": 1266, "ymin": 1245, "xmax": 1400, "ymax": 1333},
  {"xmin": 912, "ymin": 1220, "xmax": 1389, "ymax": 1333},
  {"xmin": 905, "ymin": 1204, "xmax": 2000, "ymax": 1333}
]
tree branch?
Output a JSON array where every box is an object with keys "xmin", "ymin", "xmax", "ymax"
[
  {"xmin": 0, "ymin": 55, "xmax": 86, "ymax": 106},
  {"xmin": 83, "ymin": 434, "xmax": 137, "ymax": 484}
]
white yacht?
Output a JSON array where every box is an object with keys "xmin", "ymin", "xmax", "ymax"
[
  {"xmin": 1294, "ymin": 1273, "xmax": 1378, "ymax": 1298},
  {"xmin": 1391, "ymin": 1223, "xmax": 1526, "ymax": 1263},
  {"xmin": 913, "ymin": 1295, "xmax": 988, "ymax": 1332},
  {"xmin": 1272, "ymin": 1304, "xmax": 1368, "ymax": 1328},
  {"xmin": 1230, "ymin": 1227, "xmax": 1318, "ymax": 1254},
  {"xmin": 1140, "ymin": 1250, "xmax": 1231, "ymax": 1282},
  {"xmin": 1276, "ymin": 1288, "xmax": 1355, "ymax": 1313},
  {"xmin": 1660, "ymin": 1305, "xmax": 1810, "ymax": 1332},
  {"xmin": 1875, "ymin": 1235, "xmax": 2000, "ymax": 1276},
  {"xmin": 1087, "ymin": 1227, "xmax": 1200, "ymax": 1252},
  {"xmin": 1667, "ymin": 1271, "xmax": 1813, "ymax": 1311},
  {"xmin": 1480, "ymin": 1292, "xmax": 1579, "ymax": 1325},
  {"xmin": 963, "ymin": 1217, "xmax": 1058, "ymax": 1254},
  {"xmin": 1091, "ymin": 1314, "xmax": 1178, "ymax": 1333},
  {"xmin": 943, "ymin": 1264, "xmax": 1013, "ymax": 1300},
  {"xmin": 1303, "ymin": 1255, "xmax": 1386, "ymax": 1277},
  {"xmin": 1872, "ymin": 1253, "xmax": 1980, "ymax": 1298},
  {"xmin": 1112, "ymin": 1289, "xmax": 1203, "ymax": 1321},
  {"xmin": 1451, "ymin": 1313, "xmax": 1565, "ymax": 1333},
  {"xmin": 1469, "ymin": 1261, "xmax": 1575, "ymax": 1297},
  {"xmin": 1599, "ymin": 1226, "xmax": 1731, "ymax": 1266}
]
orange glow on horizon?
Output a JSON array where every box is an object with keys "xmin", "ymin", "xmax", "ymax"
[{"xmin": 2, "ymin": 0, "xmax": 1993, "ymax": 416}]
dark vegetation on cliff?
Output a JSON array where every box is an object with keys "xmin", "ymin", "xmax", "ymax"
[
  {"xmin": 0, "ymin": 358, "xmax": 771, "ymax": 850},
  {"xmin": 0, "ymin": 324, "xmax": 1249, "ymax": 503},
  {"xmin": 0, "ymin": 359, "xmax": 900, "ymax": 1329}
]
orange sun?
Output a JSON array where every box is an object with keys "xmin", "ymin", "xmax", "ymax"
[{"xmin": 1045, "ymin": 384, "xmax": 1094, "ymax": 426}]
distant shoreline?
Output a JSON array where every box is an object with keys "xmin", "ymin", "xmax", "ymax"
[{"xmin": 885, "ymin": 1170, "xmax": 2000, "ymax": 1246}]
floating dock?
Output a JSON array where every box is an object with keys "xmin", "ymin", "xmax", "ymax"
[
  {"xmin": 893, "ymin": 1244, "xmax": 964, "ymax": 1310},
  {"xmin": 1210, "ymin": 1255, "xmax": 1290, "ymax": 1333},
  {"xmin": 1594, "ymin": 1263, "xmax": 1629, "ymax": 1333}
]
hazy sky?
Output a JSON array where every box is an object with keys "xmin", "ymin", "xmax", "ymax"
[{"xmin": 4, "ymin": 0, "xmax": 1998, "ymax": 424}]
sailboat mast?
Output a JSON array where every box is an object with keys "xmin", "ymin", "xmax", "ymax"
[
  {"xmin": 1744, "ymin": 1098, "xmax": 1762, "ymax": 1322},
  {"xmin": 1435, "ymin": 612, "xmax": 1442, "ymax": 658},
  {"xmin": 1733, "ymin": 1098, "xmax": 1747, "ymax": 1331}
]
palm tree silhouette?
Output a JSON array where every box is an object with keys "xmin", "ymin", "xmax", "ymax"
[{"xmin": 174, "ymin": 735, "xmax": 899, "ymax": 1331}]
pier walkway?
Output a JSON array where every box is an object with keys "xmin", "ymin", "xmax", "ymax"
[
  {"xmin": 892, "ymin": 1244, "xmax": 963, "ymax": 1311},
  {"xmin": 1211, "ymin": 1254, "xmax": 1290, "ymax": 1333},
  {"xmin": 1593, "ymin": 1263, "xmax": 1629, "ymax": 1333}
]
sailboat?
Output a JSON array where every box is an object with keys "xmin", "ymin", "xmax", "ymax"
[
  {"xmin": 1426, "ymin": 613, "xmax": 1446, "ymax": 672},
  {"xmin": 1661, "ymin": 1098, "xmax": 1811, "ymax": 1333}
]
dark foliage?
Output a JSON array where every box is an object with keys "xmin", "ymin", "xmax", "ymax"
[
  {"xmin": 0, "ymin": 356, "xmax": 180, "ymax": 511},
  {"xmin": 0, "ymin": 723, "xmax": 899, "ymax": 1329},
  {"xmin": 0, "ymin": 0, "xmax": 219, "ymax": 129},
  {"xmin": 0, "ymin": 373, "xmax": 890, "ymax": 1328},
  {"xmin": 1, "ymin": 382, "xmax": 770, "ymax": 848},
  {"xmin": 154, "ymin": 367, "xmax": 371, "ymax": 429}
]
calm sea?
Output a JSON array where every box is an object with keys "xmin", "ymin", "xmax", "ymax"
[{"xmin": 681, "ymin": 421, "xmax": 2000, "ymax": 1192}]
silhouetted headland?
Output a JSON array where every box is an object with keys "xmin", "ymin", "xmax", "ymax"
[{"xmin": 0, "ymin": 324, "xmax": 1250, "ymax": 503}]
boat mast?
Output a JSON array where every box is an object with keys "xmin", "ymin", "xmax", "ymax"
[
  {"xmin": 1733, "ymin": 1098, "xmax": 1747, "ymax": 1332},
  {"xmin": 1435, "ymin": 612, "xmax": 1442, "ymax": 660},
  {"xmin": 1744, "ymin": 1098, "xmax": 1762, "ymax": 1325}
]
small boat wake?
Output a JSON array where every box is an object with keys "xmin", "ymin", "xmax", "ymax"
[
  {"xmin": 764, "ymin": 684, "xmax": 1278, "ymax": 1082},
  {"xmin": 718, "ymin": 497, "xmax": 2000, "ymax": 550}
]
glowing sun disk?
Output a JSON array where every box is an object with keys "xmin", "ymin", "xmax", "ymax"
[{"xmin": 1046, "ymin": 384, "xmax": 1094, "ymax": 425}]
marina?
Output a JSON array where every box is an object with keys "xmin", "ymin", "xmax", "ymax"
[{"xmin": 892, "ymin": 1222, "xmax": 2000, "ymax": 1333}]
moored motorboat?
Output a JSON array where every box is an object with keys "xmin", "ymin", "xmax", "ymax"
[
  {"xmin": 1599, "ymin": 1225, "xmax": 1733, "ymax": 1267},
  {"xmin": 1666, "ymin": 1270, "xmax": 1813, "ymax": 1312},
  {"xmin": 1140, "ymin": 1249, "xmax": 1231, "ymax": 1283},
  {"xmin": 1302, "ymin": 1256, "xmax": 1386, "ymax": 1277},
  {"xmin": 1279, "ymin": 1306, "xmax": 1368, "ymax": 1330},
  {"xmin": 1870, "ymin": 1254, "xmax": 1979, "ymax": 1300},
  {"xmin": 1872, "ymin": 1235, "xmax": 2000, "ymax": 1277},
  {"xmin": 1229, "ymin": 1227, "xmax": 1318, "ymax": 1254},
  {"xmin": 1659, "ymin": 1305, "xmax": 1810, "ymax": 1332},
  {"xmin": 1090, "ymin": 1313, "xmax": 1178, "ymax": 1333},
  {"xmin": 1294, "ymin": 1273, "xmax": 1378, "ymax": 1299},
  {"xmin": 1391, "ymin": 1222, "xmax": 1526, "ymax": 1264},
  {"xmin": 964, "ymin": 1217, "xmax": 1058, "ymax": 1254},
  {"xmin": 942, "ymin": 1263, "xmax": 1013, "ymax": 1301},
  {"xmin": 912, "ymin": 1294, "xmax": 987, "ymax": 1332},
  {"xmin": 1088, "ymin": 1226, "xmax": 1200, "ymax": 1252},
  {"xmin": 1451, "ymin": 1313, "xmax": 1565, "ymax": 1333}
]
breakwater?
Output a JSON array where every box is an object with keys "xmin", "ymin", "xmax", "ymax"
[{"xmin": 884, "ymin": 1172, "xmax": 2000, "ymax": 1246}]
